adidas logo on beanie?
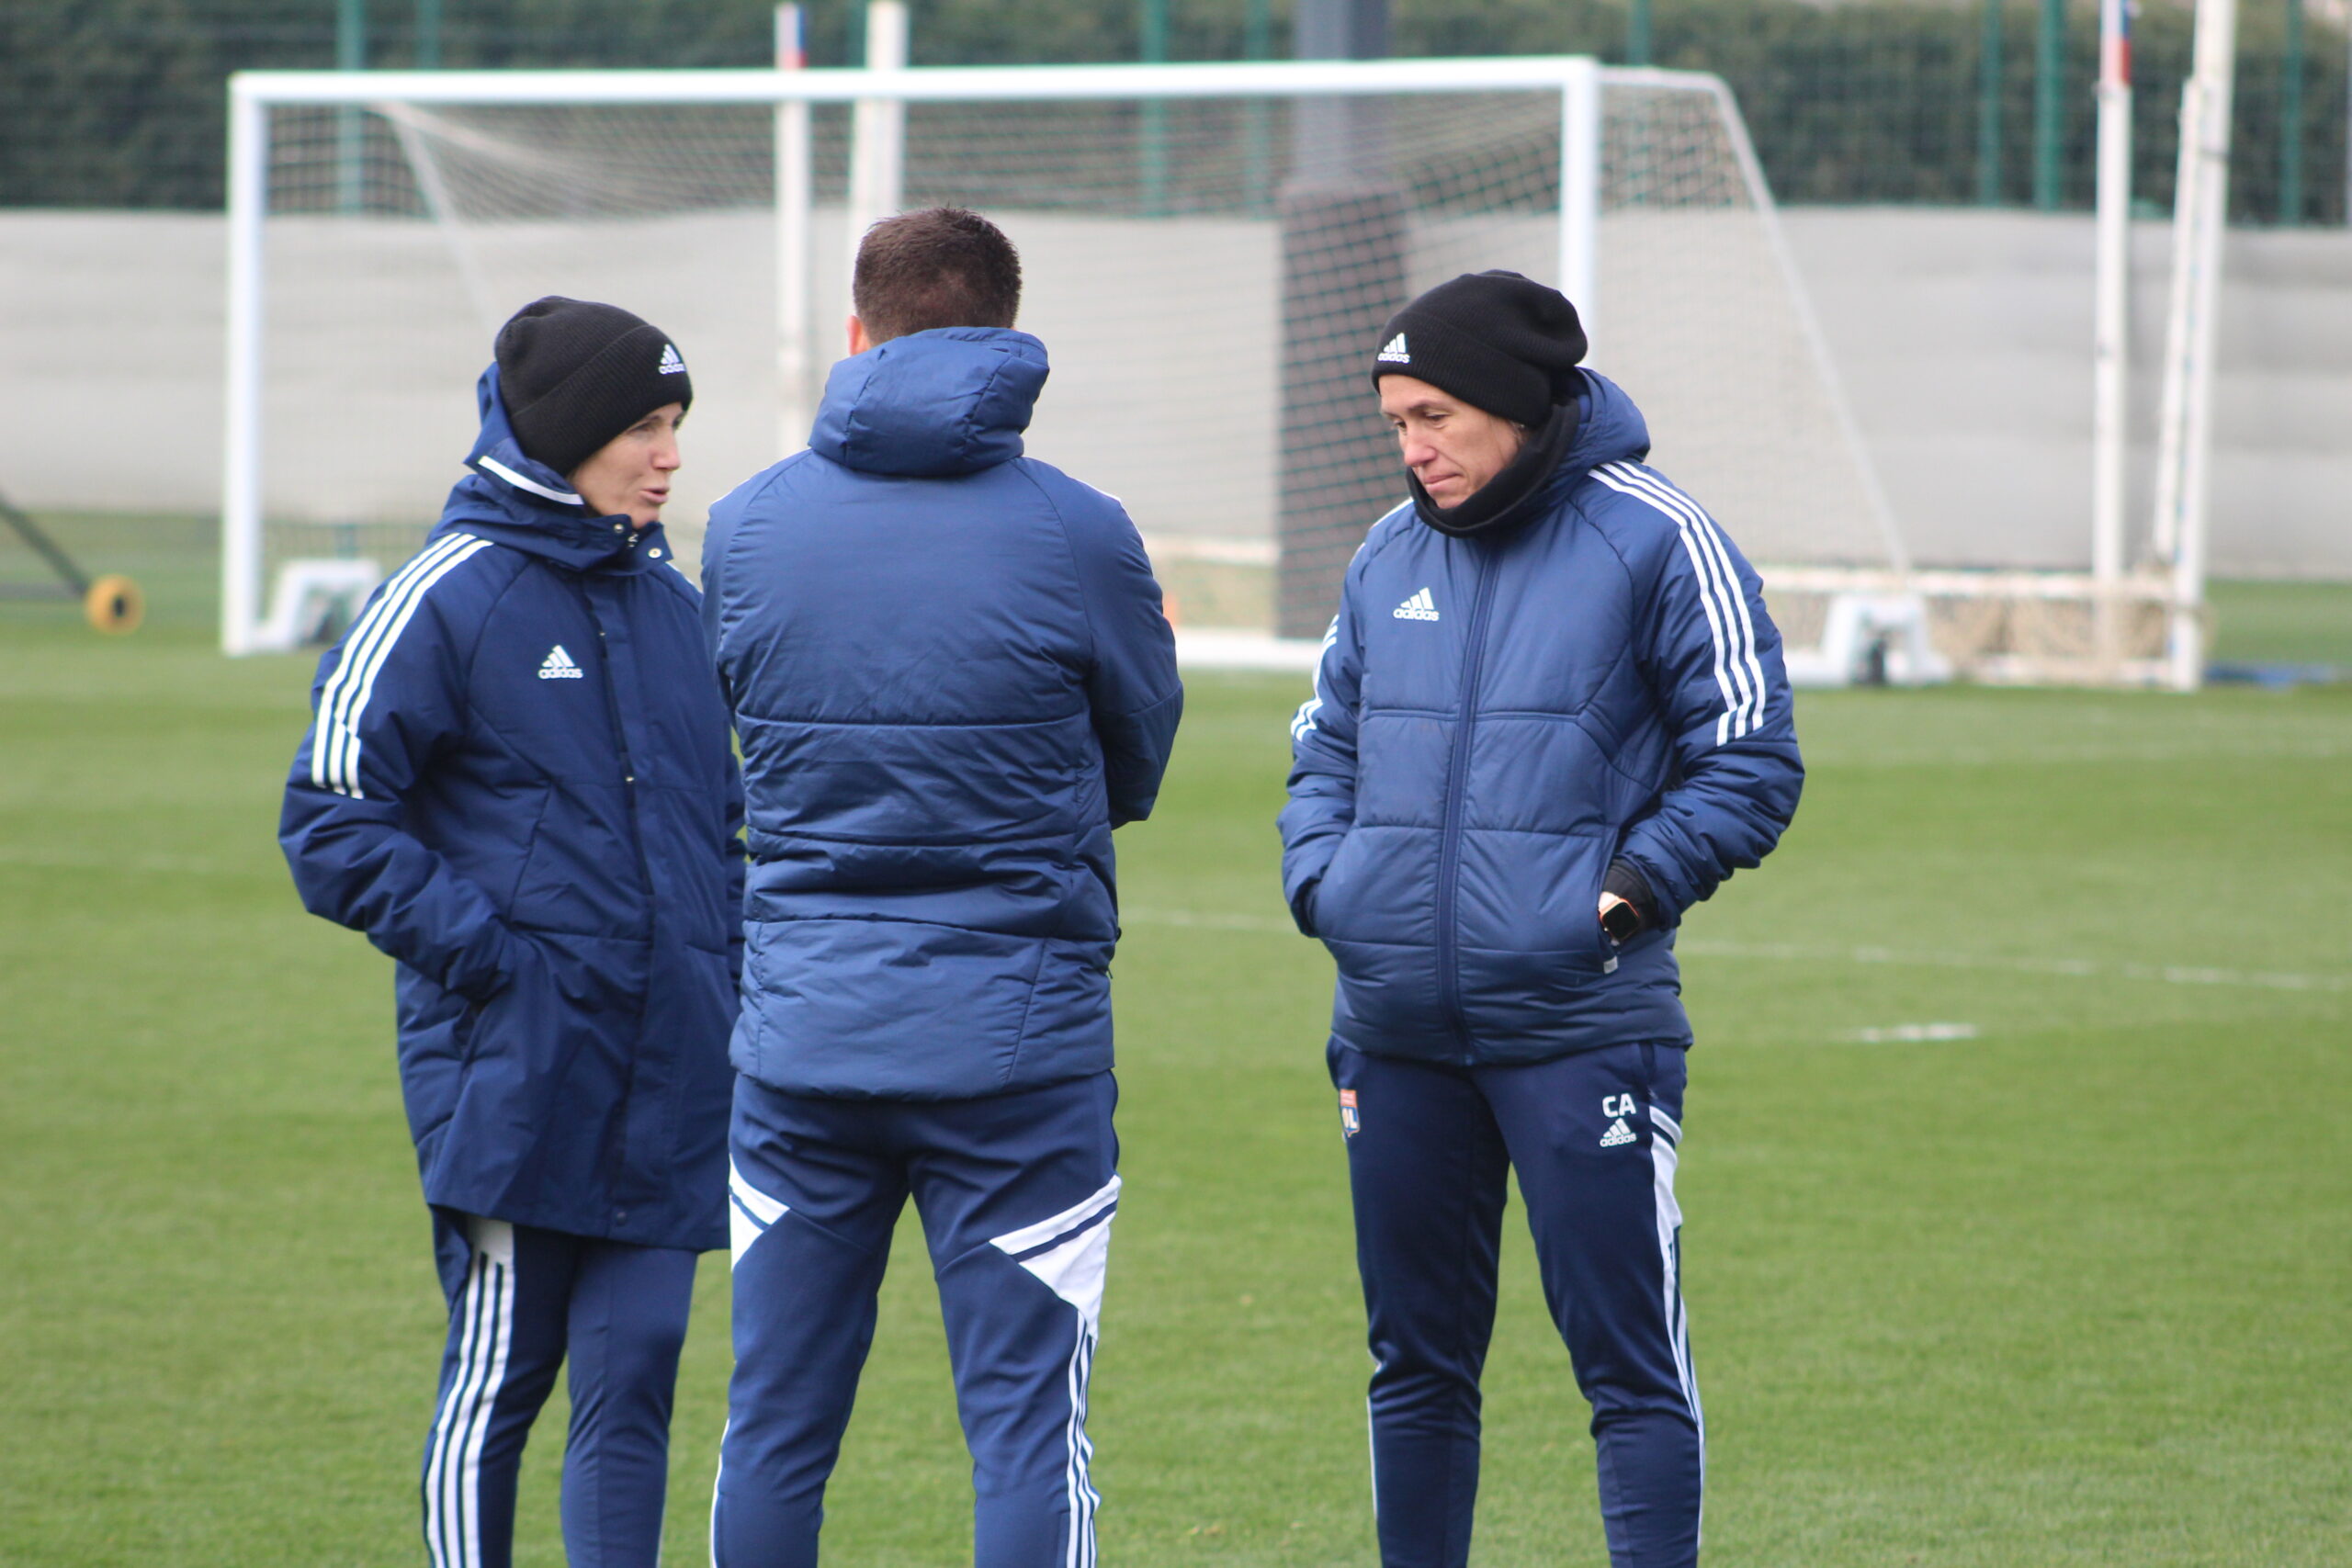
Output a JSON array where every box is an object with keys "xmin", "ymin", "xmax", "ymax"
[
  {"xmin": 1368, "ymin": 270, "xmax": 1587, "ymax": 427},
  {"xmin": 495, "ymin": 297, "xmax": 695, "ymax": 479}
]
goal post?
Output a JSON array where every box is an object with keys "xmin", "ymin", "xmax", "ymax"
[{"xmin": 218, "ymin": 52, "xmax": 2185, "ymax": 684}]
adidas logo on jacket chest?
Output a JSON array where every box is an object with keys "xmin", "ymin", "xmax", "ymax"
[{"xmin": 537, "ymin": 644, "xmax": 585, "ymax": 680}]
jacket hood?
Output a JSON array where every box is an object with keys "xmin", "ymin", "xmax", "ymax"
[
  {"xmin": 429, "ymin": 362, "xmax": 676, "ymax": 575},
  {"xmin": 808, "ymin": 328, "xmax": 1047, "ymax": 479},
  {"xmin": 1560, "ymin": 369, "xmax": 1651, "ymax": 481},
  {"xmin": 1489, "ymin": 367, "xmax": 1656, "ymax": 525}
]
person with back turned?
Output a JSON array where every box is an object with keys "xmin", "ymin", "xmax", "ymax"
[
  {"xmin": 701, "ymin": 208, "xmax": 1182, "ymax": 1567},
  {"xmin": 1280, "ymin": 270, "xmax": 1804, "ymax": 1567}
]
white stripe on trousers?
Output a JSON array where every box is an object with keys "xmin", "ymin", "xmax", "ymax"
[
  {"xmin": 425, "ymin": 1223, "xmax": 516, "ymax": 1568},
  {"xmin": 1061, "ymin": 1320, "xmax": 1101, "ymax": 1568},
  {"xmin": 1647, "ymin": 1109, "xmax": 1704, "ymax": 1545}
]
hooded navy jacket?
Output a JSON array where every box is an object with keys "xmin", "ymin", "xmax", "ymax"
[
  {"xmin": 702, "ymin": 327, "xmax": 1182, "ymax": 1100},
  {"xmin": 280, "ymin": 366, "xmax": 742, "ymax": 1250},
  {"xmin": 1279, "ymin": 371, "xmax": 1804, "ymax": 1065}
]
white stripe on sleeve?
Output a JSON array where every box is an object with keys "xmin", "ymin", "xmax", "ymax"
[
  {"xmin": 311, "ymin": 535, "xmax": 493, "ymax": 797},
  {"xmin": 1591, "ymin": 464, "xmax": 1765, "ymax": 745}
]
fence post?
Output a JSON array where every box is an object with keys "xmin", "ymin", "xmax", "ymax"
[
  {"xmin": 1141, "ymin": 0, "xmax": 1170, "ymax": 216},
  {"xmin": 1980, "ymin": 0, "xmax": 2006, "ymax": 204},
  {"xmin": 2281, "ymin": 0, "xmax": 2305, "ymax": 223},
  {"xmin": 336, "ymin": 0, "xmax": 367, "ymax": 213},
  {"xmin": 1243, "ymin": 0, "xmax": 1272, "ymax": 213},
  {"xmin": 2033, "ymin": 0, "xmax": 2063, "ymax": 209}
]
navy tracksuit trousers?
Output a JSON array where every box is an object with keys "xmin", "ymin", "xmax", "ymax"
[
  {"xmin": 423, "ymin": 1211, "xmax": 699, "ymax": 1568},
  {"xmin": 1330, "ymin": 1041, "xmax": 1702, "ymax": 1568},
  {"xmin": 714, "ymin": 1070, "xmax": 1121, "ymax": 1568}
]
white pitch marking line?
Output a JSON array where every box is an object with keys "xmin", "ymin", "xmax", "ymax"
[{"xmin": 1848, "ymin": 1022, "xmax": 1980, "ymax": 1043}]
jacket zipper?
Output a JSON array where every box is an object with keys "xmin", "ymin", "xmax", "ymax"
[
  {"xmin": 569, "ymin": 573, "xmax": 657, "ymax": 1224},
  {"xmin": 1434, "ymin": 547, "xmax": 1501, "ymax": 1064}
]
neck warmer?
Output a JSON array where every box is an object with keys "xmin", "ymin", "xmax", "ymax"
[{"xmin": 1408, "ymin": 394, "xmax": 1580, "ymax": 539}]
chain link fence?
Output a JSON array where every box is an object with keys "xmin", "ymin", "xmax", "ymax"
[{"xmin": 2, "ymin": 2, "xmax": 2346, "ymax": 223}]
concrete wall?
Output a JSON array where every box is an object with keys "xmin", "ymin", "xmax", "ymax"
[
  {"xmin": 1781, "ymin": 208, "xmax": 2352, "ymax": 576},
  {"xmin": 2, "ymin": 206, "xmax": 2346, "ymax": 577}
]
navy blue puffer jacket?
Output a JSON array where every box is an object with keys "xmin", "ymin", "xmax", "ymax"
[
  {"xmin": 1279, "ymin": 371, "xmax": 1803, "ymax": 1065},
  {"xmin": 702, "ymin": 327, "xmax": 1182, "ymax": 1100},
  {"xmin": 281, "ymin": 366, "xmax": 742, "ymax": 1250}
]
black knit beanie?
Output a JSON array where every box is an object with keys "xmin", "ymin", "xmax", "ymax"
[
  {"xmin": 1369, "ymin": 270, "xmax": 1588, "ymax": 426},
  {"xmin": 494, "ymin": 297, "xmax": 694, "ymax": 479}
]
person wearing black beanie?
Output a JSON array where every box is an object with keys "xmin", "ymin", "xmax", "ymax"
[
  {"xmin": 281, "ymin": 292, "xmax": 741, "ymax": 1568},
  {"xmin": 1368, "ymin": 268, "xmax": 1590, "ymax": 538},
  {"xmin": 1282, "ymin": 270, "xmax": 1804, "ymax": 1568},
  {"xmin": 495, "ymin": 295, "xmax": 695, "ymax": 523}
]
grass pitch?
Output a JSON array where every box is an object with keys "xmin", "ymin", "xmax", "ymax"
[{"xmin": 2, "ymin": 529, "xmax": 2347, "ymax": 1564}]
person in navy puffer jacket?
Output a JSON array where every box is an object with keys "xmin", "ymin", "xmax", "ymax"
[
  {"xmin": 280, "ymin": 298, "xmax": 741, "ymax": 1568},
  {"xmin": 1281, "ymin": 271, "xmax": 1804, "ymax": 1568},
  {"xmin": 700, "ymin": 209, "xmax": 1182, "ymax": 1568}
]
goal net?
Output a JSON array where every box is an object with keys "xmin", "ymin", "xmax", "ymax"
[{"xmin": 222, "ymin": 57, "xmax": 2177, "ymax": 681}]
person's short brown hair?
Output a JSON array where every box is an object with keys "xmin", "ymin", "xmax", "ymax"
[{"xmin": 852, "ymin": 208, "xmax": 1022, "ymax": 344}]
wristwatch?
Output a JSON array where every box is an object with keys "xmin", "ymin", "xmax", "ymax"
[{"xmin": 1598, "ymin": 893, "xmax": 1642, "ymax": 946}]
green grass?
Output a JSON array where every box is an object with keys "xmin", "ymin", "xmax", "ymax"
[
  {"xmin": 2205, "ymin": 580, "xmax": 2352, "ymax": 669},
  {"xmin": 3, "ymin": 536, "xmax": 2349, "ymax": 1564}
]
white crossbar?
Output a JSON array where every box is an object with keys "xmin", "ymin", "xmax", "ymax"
[{"xmin": 228, "ymin": 55, "xmax": 1684, "ymax": 107}]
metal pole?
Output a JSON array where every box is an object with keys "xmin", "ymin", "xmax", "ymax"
[
  {"xmin": 2151, "ymin": 0, "xmax": 2239, "ymax": 691},
  {"xmin": 1628, "ymin": 0, "xmax": 1653, "ymax": 67},
  {"xmin": 1979, "ymin": 0, "xmax": 2006, "ymax": 205},
  {"xmin": 1275, "ymin": 0, "xmax": 1401, "ymax": 639},
  {"xmin": 415, "ymin": 0, "xmax": 440, "ymax": 69},
  {"xmin": 775, "ymin": 6, "xmax": 814, "ymax": 452},
  {"xmin": 337, "ymin": 0, "xmax": 368, "ymax": 213},
  {"xmin": 2091, "ymin": 0, "xmax": 2135, "ymax": 669},
  {"xmin": 2281, "ymin": 0, "xmax": 2305, "ymax": 224},
  {"xmin": 1560, "ymin": 58, "xmax": 1602, "ymax": 334},
  {"xmin": 1141, "ymin": 0, "xmax": 1170, "ymax": 217},
  {"xmin": 846, "ymin": 1, "xmax": 908, "ymax": 290},
  {"xmin": 223, "ymin": 84, "xmax": 270, "ymax": 655},
  {"xmin": 2033, "ymin": 0, "xmax": 2063, "ymax": 209}
]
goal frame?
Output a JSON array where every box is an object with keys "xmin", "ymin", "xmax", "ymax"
[{"xmin": 222, "ymin": 54, "xmax": 2159, "ymax": 683}]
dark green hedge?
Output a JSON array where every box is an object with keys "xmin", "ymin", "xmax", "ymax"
[{"xmin": 1, "ymin": 1, "xmax": 2342, "ymax": 220}]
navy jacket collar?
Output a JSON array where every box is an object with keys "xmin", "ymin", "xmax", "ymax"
[{"xmin": 432, "ymin": 362, "xmax": 674, "ymax": 574}]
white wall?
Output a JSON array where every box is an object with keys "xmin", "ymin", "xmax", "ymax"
[{"xmin": 1, "ymin": 206, "xmax": 2346, "ymax": 577}]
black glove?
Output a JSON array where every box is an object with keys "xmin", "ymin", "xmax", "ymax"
[{"xmin": 1599, "ymin": 858, "xmax": 1654, "ymax": 945}]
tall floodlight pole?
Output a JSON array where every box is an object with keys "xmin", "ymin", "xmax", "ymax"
[
  {"xmin": 2150, "ymin": 0, "xmax": 2238, "ymax": 692},
  {"xmin": 847, "ymin": 1, "xmax": 908, "ymax": 288},
  {"xmin": 1274, "ymin": 0, "xmax": 1401, "ymax": 639},
  {"xmin": 775, "ymin": 5, "xmax": 814, "ymax": 455},
  {"xmin": 2089, "ymin": 0, "xmax": 2133, "ymax": 669}
]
